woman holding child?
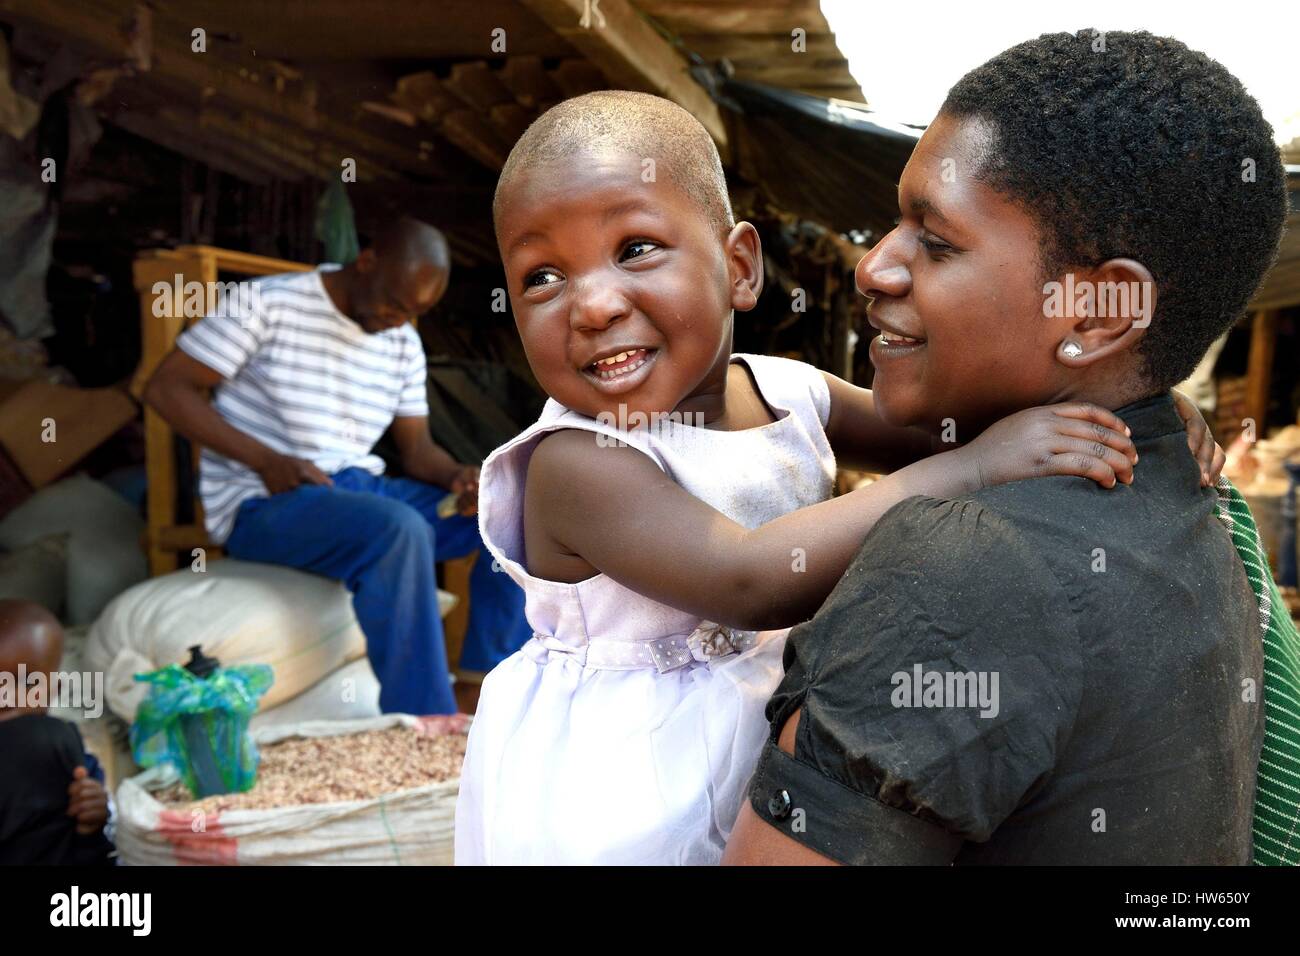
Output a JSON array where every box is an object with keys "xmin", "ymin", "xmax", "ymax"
[{"xmin": 456, "ymin": 30, "xmax": 1295, "ymax": 866}]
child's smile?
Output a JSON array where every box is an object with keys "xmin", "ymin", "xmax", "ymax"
[{"xmin": 581, "ymin": 345, "xmax": 659, "ymax": 394}]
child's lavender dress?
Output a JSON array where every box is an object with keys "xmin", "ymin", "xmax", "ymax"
[{"xmin": 455, "ymin": 354, "xmax": 836, "ymax": 865}]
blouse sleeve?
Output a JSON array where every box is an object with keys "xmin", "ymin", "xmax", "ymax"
[{"xmin": 749, "ymin": 495, "xmax": 1084, "ymax": 864}]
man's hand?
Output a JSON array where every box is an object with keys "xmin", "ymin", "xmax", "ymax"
[
  {"xmin": 448, "ymin": 464, "xmax": 480, "ymax": 517},
  {"xmin": 256, "ymin": 452, "xmax": 334, "ymax": 495},
  {"xmin": 66, "ymin": 766, "xmax": 109, "ymax": 837},
  {"xmin": 390, "ymin": 416, "xmax": 474, "ymax": 509}
]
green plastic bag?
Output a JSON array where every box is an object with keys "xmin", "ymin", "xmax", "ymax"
[{"xmin": 130, "ymin": 661, "xmax": 273, "ymax": 798}]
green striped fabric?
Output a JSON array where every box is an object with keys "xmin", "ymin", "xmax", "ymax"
[{"xmin": 1214, "ymin": 477, "xmax": 1300, "ymax": 865}]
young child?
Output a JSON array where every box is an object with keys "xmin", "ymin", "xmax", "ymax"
[
  {"xmin": 0, "ymin": 599, "xmax": 113, "ymax": 865},
  {"xmin": 455, "ymin": 91, "xmax": 1219, "ymax": 865}
]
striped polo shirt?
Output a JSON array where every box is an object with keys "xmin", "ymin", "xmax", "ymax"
[{"xmin": 176, "ymin": 266, "xmax": 429, "ymax": 544}]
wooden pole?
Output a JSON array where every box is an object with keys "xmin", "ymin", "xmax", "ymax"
[{"xmin": 1245, "ymin": 309, "xmax": 1277, "ymax": 436}]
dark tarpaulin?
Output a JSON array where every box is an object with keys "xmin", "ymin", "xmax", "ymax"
[{"xmin": 708, "ymin": 76, "xmax": 922, "ymax": 237}]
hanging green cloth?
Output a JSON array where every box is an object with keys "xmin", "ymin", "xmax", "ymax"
[{"xmin": 314, "ymin": 179, "xmax": 359, "ymax": 265}]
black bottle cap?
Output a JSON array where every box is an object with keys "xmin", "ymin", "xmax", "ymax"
[{"xmin": 184, "ymin": 645, "xmax": 220, "ymax": 679}]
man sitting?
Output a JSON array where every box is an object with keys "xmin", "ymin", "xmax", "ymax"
[{"xmin": 145, "ymin": 218, "xmax": 532, "ymax": 715}]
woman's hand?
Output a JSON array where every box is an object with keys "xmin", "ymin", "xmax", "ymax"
[
  {"xmin": 959, "ymin": 402, "xmax": 1138, "ymax": 490},
  {"xmin": 1171, "ymin": 390, "xmax": 1225, "ymax": 487}
]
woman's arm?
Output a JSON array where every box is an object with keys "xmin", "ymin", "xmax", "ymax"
[{"xmin": 525, "ymin": 403, "xmax": 1137, "ymax": 631}]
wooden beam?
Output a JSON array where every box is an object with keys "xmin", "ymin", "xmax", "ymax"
[
  {"xmin": 550, "ymin": 59, "xmax": 606, "ymax": 98},
  {"xmin": 12, "ymin": 0, "xmax": 525, "ymax": 189},
  {"xmin": 146, "ymin": 22, "xmax": 324, "ymax": 130},
  {"xmin": 155, "ymin": 523, "xmax": 214, "ymax": 553},
  {"xmin": 140, "ymin": 61, "xmax": 431, "ymax": 181},
  {"xmin": 489, "ymin": 102, "xmax": 534, "ymax": 146},
  {"xmin": 310, "ymin": 115, "xmax": 435, "ymax": 179},
  {"xmin": 634, "ymin": 0, "xmax": 828, "ymax": 34},
  {"xmin": 393, "ymin": 70, "xmax": 514, "ymax": 170},
  {"xmin": 195, "ymin": 109, "xmax": 337, "ymax": 180},
  {"xmin": 6, "ymin": 1, "xmax": 319, "ymax": 147},
  {"xmin": 391, "ymin": 72, "xmax": 461, "ymax": 124},
  {"xmin": 0, "ymin": 0, "xmax": 147, "ymax": 64},
  {"xmin": 1245, "ymin": 309, "xmax": 1278, "ymax": 433},
  {"xmin": 444, "ymin": 61, "xmax": 515, "ymax": 113},
  {"xmin": 441, "ymin": 111, "xmax": 510, "ymax": 169},
  {"xmin": 519, "ymin": 0, "xmax": 728, "ymax": 151},
  {"xmin": 152, "ymin": 0, "xmax": 576, "ymax": 60},
  {"xmin": 361, "ymin": 101, "xmax": 417, "ymax": 127},
  {"xmin": 109, "ymin": 108, "xmax": 278, "ymax": 183},
  {"xmin": 677, "ymin": 31, "xmax": 844, "ymax": 61},
  {"xmin": 500, "ymin": 55, "xmax": 561, "ymax": 108}
]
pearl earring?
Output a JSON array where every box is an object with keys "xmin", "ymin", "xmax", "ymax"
[{"xmin": 1062, "ymin": 341, "xmax": 1083, "ymax": 358}]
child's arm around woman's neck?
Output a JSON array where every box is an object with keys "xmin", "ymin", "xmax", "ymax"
[{"xmin": 522, "ymin": 399, "xmax": 1136, "ymax": 631}]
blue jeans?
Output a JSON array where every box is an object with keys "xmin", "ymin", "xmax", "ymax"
[{"xmin": 225, "ymin": 467, "xmax": 531, "ymax": 714}]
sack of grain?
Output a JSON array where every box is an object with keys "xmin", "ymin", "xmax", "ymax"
[
  {"xmin": 114, "ymin": 715, "xmax": 464, "ymax": 865},
  {"xmin": 87, "ymin": 559, "xmax": 460, "ymax": 723},
  {"xmin": 85, "ymin": 559, "xmax": 369, "ymax": 721},
  {"xmin": 250, "ymin": 657, "xmax": 381, "ymax": 731}
]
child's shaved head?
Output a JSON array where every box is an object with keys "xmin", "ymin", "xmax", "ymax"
[
  {"xmin": 495, "ymin": 90, "xmax": 734, "ymax": 234},
  {"xmin": 0, "ymin": 600, "xmax": 63, "ymax": 712}
]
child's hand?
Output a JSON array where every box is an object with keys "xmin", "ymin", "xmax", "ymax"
[
  {"xmin": 1171, "ymin": 390, "xmax": 1225, "ymax": 487},
  {"xmin": 960, "ymin": 402, "xmax": 1138, "ymax": 490},
  {"xmin": 66, "ymin": 766, "xmax": 108, "ymax": 836}
]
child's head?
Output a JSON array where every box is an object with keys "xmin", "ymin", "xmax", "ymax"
[
  {"xmin": 0, "ymin": 599, "xmax": 63, "ymax": 717},
  {"xmin": 857, "ymin": 30, "xmax": 1288, "ymax": 432},
  {"xmin": 494, "ymin": 91, "xmax": 762, "ymax": 422}
]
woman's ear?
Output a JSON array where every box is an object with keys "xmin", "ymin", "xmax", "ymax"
[
  {"xmin": 1053, "ymin": 257, "xmax": 1157, "ymax": 368},
  {"xmin": 725, "ymin": 221, "xmax": 763, "ymax": 312}
]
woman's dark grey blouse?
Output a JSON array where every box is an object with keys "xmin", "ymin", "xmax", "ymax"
[{"xmin": 748, "ymin": 393, "xmax": 1263, "ymax": 864}]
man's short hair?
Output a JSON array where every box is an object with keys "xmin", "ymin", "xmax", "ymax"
[
  {"xmin": 494, "ymin": 90, "xmax": 735, "ymax": 234},
  {"xmin": 941, "ymin": 30, "xmax": 1288, "ymax": 390}
]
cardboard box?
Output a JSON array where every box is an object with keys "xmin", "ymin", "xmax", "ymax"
[{"xmin": 0, "ymin": 380, "xmax": 137, "ymax": 489}]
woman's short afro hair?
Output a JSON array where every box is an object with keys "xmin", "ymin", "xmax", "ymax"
[{"xmin": 941, "ymin": 29, "xmax": 1288, "ymax": 390}]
